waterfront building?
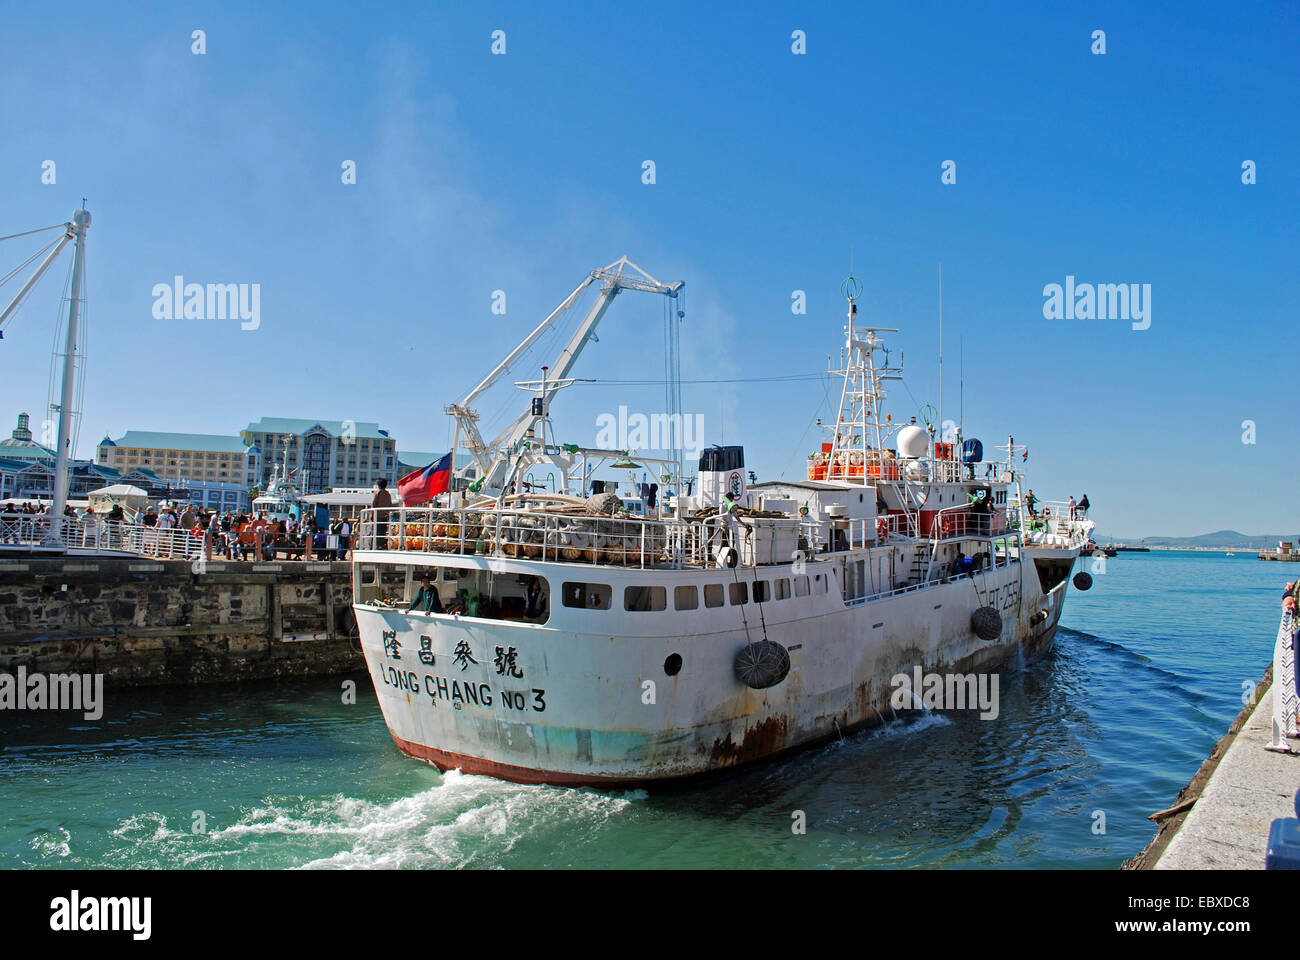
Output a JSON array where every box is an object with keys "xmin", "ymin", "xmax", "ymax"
[
  {"xmin": 96, "ymin": 431, "xmax": 261, "ymax": 511},
  {"xmin": 0, "ymin": 457, "xmax": 30, "ymax": 500},
  {"xmin": 243, "ymin": 418, "xmax": 398, "ymax": 495},
  {"xmin": 0, "ymin": 413, "xmax": 56, "ymax": 465}
]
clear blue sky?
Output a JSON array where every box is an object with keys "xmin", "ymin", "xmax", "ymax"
[{"xmin": 1, "ymin": 1, "xmax": 1295, "ymax": 537}]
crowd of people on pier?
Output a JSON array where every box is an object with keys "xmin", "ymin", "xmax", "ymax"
[
  {"xmin": 0, "ymin": 498, "xmax": 361, "ymax": 561},
  {"xmin": 167, "ymin": 506, "xmax": 361, "ymax": 562}
]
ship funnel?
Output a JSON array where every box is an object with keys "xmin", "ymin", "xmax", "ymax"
[{"xmin": 698, "ymin": 445, "xmax": 745, "ymax": 508}]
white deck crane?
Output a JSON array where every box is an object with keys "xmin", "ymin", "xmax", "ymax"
[{"xmin": 446, "ymin": 257, "xmax": 683, "ymax": 498}]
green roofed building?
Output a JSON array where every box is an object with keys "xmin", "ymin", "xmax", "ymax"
[
  {"xmin": 0, "ymin": 413, "xmax": 56, "ymax": 465},
  {"xmin": 96, "ymin": 430, "xmax": 261, "ymax": 511}
]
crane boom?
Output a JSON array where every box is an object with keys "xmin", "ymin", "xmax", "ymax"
[
  {"xmin": 447, "ymin": 257, "xmax": 683, "ymax": 495},
  {"xmin": 458, "ymin": 273, "xmax": 597, "ymax": 409}
]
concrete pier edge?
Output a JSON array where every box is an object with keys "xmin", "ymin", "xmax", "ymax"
[{"xmin": 1124, "ymin": 662, "xmax": 1297, "ymax": 869}]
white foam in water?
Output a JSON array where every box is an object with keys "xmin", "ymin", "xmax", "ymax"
[
  {"xmin": 29, "ymin": 827, "xmax": 71, "ymax": 859},
  {"xmin": 114, "ymin": 812, "xmax": 179, "ymax": 844},
  {"xmin": 823, "ymin": 712, "xmax": 952, "ymax": 752},
  {"xmin": 222, "ymin": 770, "xmax": 645, "ymax": 869},
  {"xmin": 870, "ymin": 713, "xmax": 953, "ymax": 737}
]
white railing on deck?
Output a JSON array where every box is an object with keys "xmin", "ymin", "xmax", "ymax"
[
  {"xmin": 353, "ymin": 498, "xmax": 1026, "ymax": 571},
  {"xmin": 1008, "ymin": 497, "xmax": 1092, "ymax": 549},
  {"xmin": 355, "ymin": 505, "xmax": 727, "ymax": 570}
]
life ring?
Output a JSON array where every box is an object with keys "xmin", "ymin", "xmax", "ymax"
[{"xmin": 940, "ymin": 515, "xmax": 952, "ymax": 536}]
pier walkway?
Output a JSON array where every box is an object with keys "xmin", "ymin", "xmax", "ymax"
[{"xmin": 1153, "ymin": 675, "xmax": 1299, "ymax": 869}]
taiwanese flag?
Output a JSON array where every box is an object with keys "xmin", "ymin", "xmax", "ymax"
[{"xmin": 398, "ymin": 452, "xmax": 452, "ymax": 507}]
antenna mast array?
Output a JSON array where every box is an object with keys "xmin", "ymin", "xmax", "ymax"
[{"xmin": 824, "ymin": 275, "xmax": 904, "ymax": 480}]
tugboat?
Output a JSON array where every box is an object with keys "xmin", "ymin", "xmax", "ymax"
[{"xmin": 351, "ymin": 261, "xmax": 1096, "ymax": 785}]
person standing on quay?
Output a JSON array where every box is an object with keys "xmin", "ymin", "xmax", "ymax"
[
  {"xmin": 337, "ymin": 516, "xmax": 352, "ymax": 560},
  {"xmin": 372, "ymin": 478, "xmax": 393, "ymax": 550}
]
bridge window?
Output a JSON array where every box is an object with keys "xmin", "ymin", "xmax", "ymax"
[
  {"xmin": 563, "ymin": 581, "xmax": 611, "ymax": 610},
  {"xmin": 729, "ymin": 582, "xmax": 748, "ymax": 605},
  {"xmin": 625, "ymin": 585, "xmax": 666, "ymax": 612},
  {"xmin": 774, "ymin": 578, "xmax": 790, "ymax": 600},
  {"xmin": 674, "ymin": 585, "xmax": 698, "ymax": 610},
  {"xmin": 793, "ymin": 575, "xmax": 809, "ymax": 597},
  {"xmin": 704, "ymin": 583, "xmax": 724, "ymax": 608}
]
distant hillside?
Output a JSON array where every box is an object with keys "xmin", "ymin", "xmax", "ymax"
[{"xmin": 1096, "ymin": 530, "xmax": 1297, "ymax": 549}]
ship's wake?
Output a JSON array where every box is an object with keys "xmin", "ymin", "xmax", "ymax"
[{"xmin": 99, "ymin": 771, "xmax": 644, "ymax": 869}]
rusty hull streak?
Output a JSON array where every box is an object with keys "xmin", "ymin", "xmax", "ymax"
[{"xmin": 709, "ymin": 713, "xmax": 789, "ymax": 767}]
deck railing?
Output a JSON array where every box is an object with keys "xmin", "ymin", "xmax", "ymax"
[
  {"xmin": 1008, "ymin": 498, "xmax": 1092, "ymax": 548},
  {"xmin": 355, "ymin": 505, "xmax": 729, "ymax": 570},
  {"xmin": 351, "ymin": 501, "xmax": 1027, "ymax": 572},
  {"xmin": 807, "ymin": 455, "xmax": 1016, "ymax": 485}
]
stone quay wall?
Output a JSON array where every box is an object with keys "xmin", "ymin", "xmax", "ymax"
[{"xmin": 0, "ymin": 557, "xmax": 390, "ymax": 687}]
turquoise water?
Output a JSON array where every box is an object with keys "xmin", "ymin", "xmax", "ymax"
[{"xmin": 0, "ymin": 552, "xmax": 1287, "ymax": 869}]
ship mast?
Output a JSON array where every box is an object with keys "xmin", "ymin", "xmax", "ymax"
[
  {"xmin": 51, "ymin": 208, "xmax": 91, "ymax": 530},
  {"xmin": 825, "ymin": 275, "xmax": 902, "ymax": 482}
]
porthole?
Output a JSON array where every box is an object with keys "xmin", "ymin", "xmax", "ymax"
[{"xmin": 664, "ymin": 653, "xmax": 683, "ymax": 676}]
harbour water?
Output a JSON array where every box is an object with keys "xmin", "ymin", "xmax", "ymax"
[{"xmin": 0, "ymin": 551, "xmax": 1285, "ymax": 869}]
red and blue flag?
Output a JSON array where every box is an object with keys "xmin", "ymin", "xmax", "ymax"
[{"xmin": 398, "ymin": 452, "xmax": 452, "ymax": 507}]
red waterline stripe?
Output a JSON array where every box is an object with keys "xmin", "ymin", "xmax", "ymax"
[{"xmin": 389, "ymin": 732, "xmax": 641, "ymax": 787}]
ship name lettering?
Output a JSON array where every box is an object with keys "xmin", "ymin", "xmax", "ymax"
[
  {"xmin": 382, "ymin": 665, "xmax": 421, "ymax": 692},
  {"xmin": 421, "ymin": 673, "xmax": 492, "ymax": 707},
  {"xmin": 980, "ymin": 583, "xmax": 1019, "ymax": 613},
  {"xmin": 500, "ymin": 690, "xmax": 528, "ymax": 711},
  {"xmin": 499, "ymin": 688, "xmax": 546, "ymax": 712}
]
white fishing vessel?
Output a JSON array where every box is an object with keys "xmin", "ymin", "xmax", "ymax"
[
  {"xmin": 252, "ymin": 439, "xmax": 303, "ymax": 523},
  {"xmin": 352, "ymin": 260, "xmax": 1095, "ymax": 784}
]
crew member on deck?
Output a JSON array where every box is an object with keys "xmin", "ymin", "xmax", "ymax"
[
  {"xmin": 524, "ymin": 577, "xmax": 546, "ymax": 621},
  {"xmin": 411, "ymin": 574, "xmax": 443, "ymax": 614}
]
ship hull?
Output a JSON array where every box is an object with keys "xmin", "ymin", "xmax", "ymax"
[{"xmin": 353, "ymin": 547, "xmax": 1075, "ymax": 785}]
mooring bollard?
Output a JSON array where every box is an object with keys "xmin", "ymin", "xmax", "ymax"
[{"xmin": 1266, "ymin": 611, "xmax": 1298, "ymax": 753}]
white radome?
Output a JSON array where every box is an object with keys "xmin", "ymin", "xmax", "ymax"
[{"xmin": 897, "ymin": 424, "xmax": 928, "ymax": 458}]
